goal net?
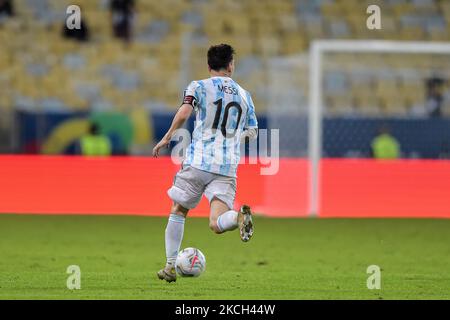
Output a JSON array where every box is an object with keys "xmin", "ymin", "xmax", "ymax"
[
  {"xmin": 308, "ymin": 40, "xmax": 450, "ymax": 215},
  {"xmin": 309, "ymin": 40, "xmax": 450, "ymax": 214}
]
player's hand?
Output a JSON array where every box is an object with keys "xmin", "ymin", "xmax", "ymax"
[{"xmin": 152, "ymin": 138, "xmax": 170, "ymax": 157}]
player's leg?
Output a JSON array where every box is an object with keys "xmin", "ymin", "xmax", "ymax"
[
  {"xmin": 205, "ymin": 176, "xmax": 254, "ymax": 241},
  {"xmin": 157, "ymin": 202, "xmax": 189, "ymax": 282},
  {"xmin": 209, "ymin": 197, "xmax": 237, "ymax": 234},
  {"xmin": 165, "ymin": 202, "xmax": 189, "ymax": 267},
  {"xmin": 158, "ymin": 166, "xmax": 204, "ymax": 282}
]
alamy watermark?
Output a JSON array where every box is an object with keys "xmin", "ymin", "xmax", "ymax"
[
  {"xmin": 66, "ymin": 265, "xmax": 81, "ymax": 290},
  {"xmin": 366, "ymin": 265, "xmax": 381, "ymax": 290},
  {"xmin": 367, "ymin": 5, "xmax": 382, "ymax": 30},
  {"xmin": 66, "ymin": 5, "xmax": 81, "ymax": 30},
  {"xmin": 169, "ymin": 128, "xmax": 280, "ymax": 176}
]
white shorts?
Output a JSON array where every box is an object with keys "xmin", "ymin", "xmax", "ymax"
[{"xmin": 167, "ymin": 165, "xmax": 236, "ymax": 210}]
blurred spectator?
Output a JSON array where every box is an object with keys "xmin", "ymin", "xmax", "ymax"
[
  {"xmin": 371, "ymin": 125, "xmax": 400, "ymax": 159},
  {"xmin": 425, "ymin": 76, "xmax": 445, "ymax": 118},
  {"xmin": 110, "ymin": 0, "xmax": 135, "ymax": 43},
  {"xmin": 0, "ymin": 0, "xmax": 14, "ymax": 18},
  {"xmin": 62, "ymin": 18, "xmax": 90, "ymax": 42},
  {"xmin": 439, "ymin": 141, "xmax": 450, "ymax": 159},
  {"xmin": 79, "ymin": 123, "xmax": 112, "ymax": 156}
]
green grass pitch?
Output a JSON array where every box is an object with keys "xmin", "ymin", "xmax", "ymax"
[{"xmin": 0, "ymin": 214, "xmax": 449, "ymax": 300}]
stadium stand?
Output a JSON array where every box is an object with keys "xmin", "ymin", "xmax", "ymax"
[
  {"xmin": 1, "ymin": 0, "xmax": 449, "ymax": 117},
  {"xmin": 1, "ymin": 0, "xmax": 450, "ymax": 157}
]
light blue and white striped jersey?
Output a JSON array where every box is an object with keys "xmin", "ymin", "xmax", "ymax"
[{"xmin": 182, "ymin": 76, "xmax": 258, "ymax": 178}]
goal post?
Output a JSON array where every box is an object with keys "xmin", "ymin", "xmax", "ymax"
[{"xmin": 308, "ymin": 40, "xmax": 450, "ymax": 217}]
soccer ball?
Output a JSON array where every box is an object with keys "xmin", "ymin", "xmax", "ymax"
[{"xmin": 175, "ymin": 247, "xmax": 206, "ymax": 277}]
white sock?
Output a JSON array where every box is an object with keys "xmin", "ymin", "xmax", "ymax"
[
  {"xmin": 216, "ymin": 210, "xmax": 238, "ymax": 232},
  {"xmin": 165, "ymin": 213, "xmax": 185, "ymax": 267}
]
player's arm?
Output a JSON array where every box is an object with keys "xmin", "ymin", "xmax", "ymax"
[
  {"xmin": 152, "ymin": 104, "xmax": 193, "ymax": 157},
  {"xmin": 240, "ymin": 127, "xmax": 258, "ymax": 142},
  {"xmin": 241, "ymin": 92, "xmax": 259, "ymax": 143}
]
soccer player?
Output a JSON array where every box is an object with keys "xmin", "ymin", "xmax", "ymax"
[{"xmin": 153, "ymin": 44, "xmax": 258, "ymax": 283}]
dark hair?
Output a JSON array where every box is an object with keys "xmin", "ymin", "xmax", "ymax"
[
  {"xmin": 207, "ymin": 44, "xmax": 235, "ymax": 71},
  {"xmin": 89, "ymin": 122, "xmax": 100, "ymax": 135}
]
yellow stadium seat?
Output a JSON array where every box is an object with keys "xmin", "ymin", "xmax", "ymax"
[
  {"xmin": 321, "ymin": 2, "xmax": 342, "ymax": 18},
  {"xmin": 3, "ymin": 0, "xmax": 449, "ymax": 118},
  {"xmin": 380, "ymin": 95, "xmax": 407, "ymax": 115}
]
